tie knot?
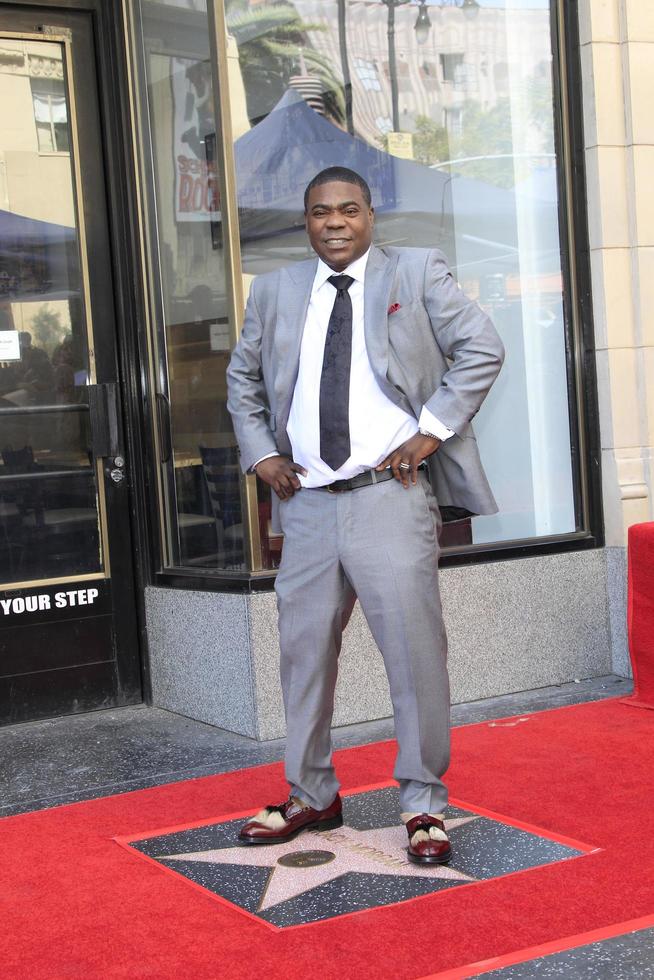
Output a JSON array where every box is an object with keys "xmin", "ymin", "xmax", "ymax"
[{"xmin": 328, "ymin": 274, "xmax": 354, "ymax": 293}]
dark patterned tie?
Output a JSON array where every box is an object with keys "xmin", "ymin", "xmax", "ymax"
[{"xmin": 319, "ymin": 274, "xmax": 355, "ymax": 470}]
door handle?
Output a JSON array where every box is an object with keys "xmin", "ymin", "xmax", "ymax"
[
  {"xmin": 156, "ymin": 392, "xmax": 173, "ymax": 464},
  {"xmin": 88, "ymin": 382, "xmax": 120, "ymax": 459}
]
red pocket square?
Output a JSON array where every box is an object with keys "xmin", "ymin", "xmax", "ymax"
[{"xmin": 388, "ymin": 302, "xmax": 402, "ymax": 315}]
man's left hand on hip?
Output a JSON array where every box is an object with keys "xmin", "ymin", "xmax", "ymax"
[{"xmin": 376, "ymin": 432, "xmax": 441, "ymax": 488}]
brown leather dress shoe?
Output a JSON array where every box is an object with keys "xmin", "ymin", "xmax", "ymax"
[
  {"xmin": 405, "ymin": 813, "xmax": 452, "ymax": 865},
  {"xmin": 238, "ymin": 794, "xmax": 343, "ymax": 845}
]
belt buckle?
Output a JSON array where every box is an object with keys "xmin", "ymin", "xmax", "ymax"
[{"xmin": 326, "ymin": 484, "xmax": 339, "ymax": 494}]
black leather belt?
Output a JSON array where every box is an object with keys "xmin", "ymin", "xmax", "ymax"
[{"xmin": 313, "ymin": 463, "xmax": 426, "ymax": 494}]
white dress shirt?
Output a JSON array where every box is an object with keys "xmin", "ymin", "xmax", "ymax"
[{"xmin": 259, "ymin": 248, "xmax": 453, "ymax": 487}]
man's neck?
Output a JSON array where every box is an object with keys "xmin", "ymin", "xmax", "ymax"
[{"xmin": 317, "ymin": 247, "xmax": 371, "ymax": 281}]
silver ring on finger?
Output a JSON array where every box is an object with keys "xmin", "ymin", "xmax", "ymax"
[{"xmin": 399, "ymin": 461, "xmax": 411, "ymax": 470}]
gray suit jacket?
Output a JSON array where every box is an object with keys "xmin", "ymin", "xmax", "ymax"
[{"xmin": 226, "ymin": 245, "xmax": 504, "ymax": 530}]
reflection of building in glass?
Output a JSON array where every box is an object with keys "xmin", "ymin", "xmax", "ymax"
[
  {"xmin": 0, "ymin": 40, "xmax": 76, "ymax": 351},
  {"xmin": 285, "ymin": 1, "xmax": 553, "ymax": 167},
  {"xmin": 31, "ymin": 77, "xmax": 70, "ymax": 152}
]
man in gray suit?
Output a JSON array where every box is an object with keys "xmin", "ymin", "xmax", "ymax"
[{"xmin": 227, "ymin": 167, "xmax": 503, "ymax": 864}]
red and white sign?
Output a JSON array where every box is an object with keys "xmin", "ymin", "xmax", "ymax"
[{"xmin": 171, "ymin": 57, "xmax": 221, "ymax": 223}]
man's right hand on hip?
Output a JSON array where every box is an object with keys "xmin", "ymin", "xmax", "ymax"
[{"xmin": 254, "ymin": 455, "xmax": 308, "ymax": 500}]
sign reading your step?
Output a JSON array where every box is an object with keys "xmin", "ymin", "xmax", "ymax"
[{"xmin": 0, "ymin": 588, "xmax": 99, "ymax": 616}]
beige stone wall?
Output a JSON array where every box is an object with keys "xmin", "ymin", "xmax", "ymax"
[{"xmin": 580, "ymin": 0, "xmax": 654, "ymax": 545}]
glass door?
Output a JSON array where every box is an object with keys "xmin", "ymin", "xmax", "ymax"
[{"xmin": 0, "ymin": 6, "xmax": 141, "ymax": 724}]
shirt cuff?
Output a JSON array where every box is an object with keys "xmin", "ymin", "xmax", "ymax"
[
  {"xmin": 250, "ymin": 452, "xmax": 279, "ymax": 473},
  {"xmin": 418, "ymin": 407, "xmax": 455, "ymax": 442}
]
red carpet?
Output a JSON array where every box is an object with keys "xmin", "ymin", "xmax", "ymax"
[
  {"xmin": 625, "ymin": 522, "xmax": 654, "ymax": 710},
  {"xmin": 2, "ymin": 697, "xmax": 654, "ymax": 979}
]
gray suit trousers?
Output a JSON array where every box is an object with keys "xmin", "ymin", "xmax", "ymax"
[{"xmin": 275, "ymin": 472, "xmax": 450, "ymax": 815}]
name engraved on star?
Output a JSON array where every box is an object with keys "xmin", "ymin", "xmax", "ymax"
[
  {"xmin": 277, "ymin": 850, "xmax": 335, "ymax": 868},
  {"xmin": 314, "ymin": 829, "xmax": 409, "ymax": 869}
]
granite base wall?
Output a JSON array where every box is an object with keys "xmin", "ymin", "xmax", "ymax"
[
  {"xmin": 606, "ymin": 546, "xmax": 631, "ymax": 678},
  {"xmin": 145, "ymin": 548, "xmax": 615, "ymax": 740}
]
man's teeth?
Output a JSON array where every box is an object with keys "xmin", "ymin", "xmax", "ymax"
[{"xmin": 327, "ymin": 239, "xmax": 348, "ymax": 244}]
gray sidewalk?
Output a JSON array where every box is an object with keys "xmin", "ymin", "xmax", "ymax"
[{"xmin": 0, "ymin": 674, "xmax": 630, "ymax": 818}]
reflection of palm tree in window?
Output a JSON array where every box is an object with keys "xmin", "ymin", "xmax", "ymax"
[{"xmin": 225, "ymin": 1, "xmax": 344, "ymax": 127}]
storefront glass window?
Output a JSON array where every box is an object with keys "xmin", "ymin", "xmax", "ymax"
[
  {"xmin": 224, "ymin": 0, "xmax": 578, "ymax": 560},
  {"xmin": 131, "ymin": 0, "xmax": 247, "ymax": 572}
]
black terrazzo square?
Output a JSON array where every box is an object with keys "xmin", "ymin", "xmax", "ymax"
[{"xmin": 121, "ymin": 785, "xmax": 593, "ymax": 929}]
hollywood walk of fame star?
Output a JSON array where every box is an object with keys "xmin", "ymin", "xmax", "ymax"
[{"xmin": 162, "ymin": 815, "xmax": 481, "ymax": 912}]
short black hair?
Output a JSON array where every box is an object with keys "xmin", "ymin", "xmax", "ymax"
[{"xmin": 304, "ymin": 167, "xmax": 372, "ymax": 212}]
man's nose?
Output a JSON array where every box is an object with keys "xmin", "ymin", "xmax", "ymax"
[{"xmin": 326, "ymin": 212, "xmax": 345, "ymax": 228}]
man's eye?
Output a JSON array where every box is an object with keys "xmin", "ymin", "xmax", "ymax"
[{"xmin": 345, "ymin": 209, "xmax": 359, "ymax": 216}]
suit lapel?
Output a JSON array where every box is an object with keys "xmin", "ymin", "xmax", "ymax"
[
  {"xmin": 364, "ymin": 246, "xmax": 402, "ymax": 402},
  {"xmin": 274, "ymin": 258, "xmax": 316, "ymax": 426}
]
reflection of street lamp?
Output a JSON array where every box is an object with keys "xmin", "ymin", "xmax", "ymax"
[
  {"xmin": 337, "ymin": 0, "xmax": 354, "ymax": 134},
  {"xmin": 382, "ymin": 0, "xmax": 480, "ymax": 128},
  {"xmin": 380, "ymin": 0, "xmax": 411, "ymax": 131},
  {"xmin": 414, "ymin": 0, "xmax": 479, "ymax": 46},
  {"xmin": 414, "ymin": 2, "xmax": 431, "ymax": 45}
]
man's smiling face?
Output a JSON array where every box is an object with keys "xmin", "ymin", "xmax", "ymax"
[{"xmin": 305, "ymin": 180, "xmax": 374, "ymax": 271}]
